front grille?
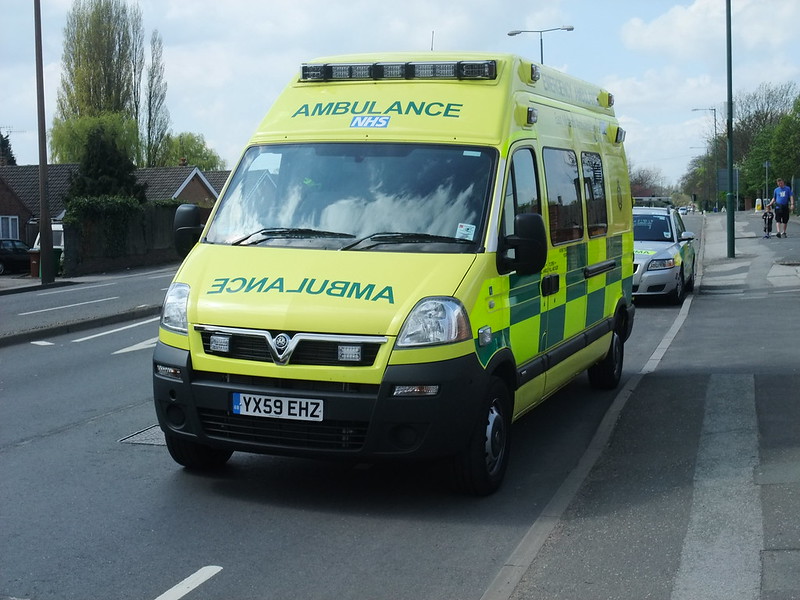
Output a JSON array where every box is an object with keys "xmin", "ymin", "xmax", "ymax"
[
  {"xmin": 194, "ymin": 371, "xmax": 380, "ymax": 394},
  {"xmin": 198, "ymin": 408, "xmax": 368, "ymax": 450},
  {"xmin": 198, "ymin": 328, "xmax": 384, "ymax": 366}
]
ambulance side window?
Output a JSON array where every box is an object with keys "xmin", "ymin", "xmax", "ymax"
[
  {"xmin": 582, "ymin": 152, "xmax": 608, "ymax": 238},
  {"xmin": 503, "ymin": 148, "xmax": 541, "ymax": 236},
  {"xmin": 543, "ymin": 148, "xmax": 583, "ymax": 244}
]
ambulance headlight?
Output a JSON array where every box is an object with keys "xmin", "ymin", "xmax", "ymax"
[
  {"xmin": 647, "ymin": 258, "xmax": 676, "ymax": 271},
  {"xmin": 161, "ymin": 283, "xmax": 190, "ymax": 334},
  {"xmin": 396, "ymin": 297, "xmax": 471, "ymax": 348}
]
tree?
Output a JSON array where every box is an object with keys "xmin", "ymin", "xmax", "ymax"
[
  {"xmin": 739, "ymin": 125, "xmax": 776, "ymax": 200},
  {"xmin": 0, "ymin": 133, "xmax": 17, "ymax": 166},
  {"xmin": 733, "ymin": 82, "xmax": 798, "ymax": 166},
  {"xmin": 57, "ymin": 0, "xmax": 143, "ymax": 120},
  {"xmin": 769, "ymin": 96, "xmax": 800, "ymax": 182},
  {"xmin": 53, "ymin": 0, "xmax": 219, "ymax": 171},
  {"xmin": 67, "ymin": 125, "xmax": 146, "ymax": 202},
  {"xmin": 162, "ymin": 132, "xmax": 226, "ymax": 170},
  {"xmin": 629, "ymin": 164, "xmax": 666, "ymax": 197},
  {"xmin": 51, "ymin": 113, "xmax": 139, "ymax": 163},
  {"xmin": 142, "ymin": 30, "xmax": 170, "ymax": 167},
  {"xmin": 681, "ymin": 82, "xmax": 800, "ymax": 205}
]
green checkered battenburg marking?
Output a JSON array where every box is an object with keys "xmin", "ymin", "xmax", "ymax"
[{"xmin": 476, "ymin": 233, "xmax": 631, "ymax": 365}]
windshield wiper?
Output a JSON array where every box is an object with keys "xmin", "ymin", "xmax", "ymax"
[
  {"xmin": 339, "ymin": 232, "xmax": 474, "ymax": 251},
  {"xmin": 232, "ymin": 228, "xmax": 355, "ymax": 246}
]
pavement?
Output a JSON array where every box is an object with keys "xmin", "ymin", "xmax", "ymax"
[
  {"xmin": 3, "ymin": 212, "xmax": 800, "ymax": 598},
  {"xmin": 498, "ymin": 211, "xmax": 800, "ymax": 600}
]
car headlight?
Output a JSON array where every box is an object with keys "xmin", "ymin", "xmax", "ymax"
[
  {"xmin": 647, "ymin": 258, "xmax": 676, "ymax": 271},
  {"xmin": 396, "ymin": 297, "xmax": 471, "ymax": 348},
  {"xmin": 161, "ymin": 283, "xmax": 190, "ymax": 334}
]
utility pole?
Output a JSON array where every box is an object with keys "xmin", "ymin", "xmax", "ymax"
[
  {"xmin": 34, "ymin": 0, "xmax": 55, "ymax": 284},
  {"xmin": 725, "ymin": 0, "xmax": 735, "ymax": 258}
]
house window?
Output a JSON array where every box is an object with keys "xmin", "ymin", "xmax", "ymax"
[{"xmin": 1, "ymin": 216, "xmax": 19, "ymax": 239}]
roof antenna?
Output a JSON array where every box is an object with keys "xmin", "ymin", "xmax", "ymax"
[{"xmin": 431, "ymin": 30, "xmax": 435, "ymax": 51}]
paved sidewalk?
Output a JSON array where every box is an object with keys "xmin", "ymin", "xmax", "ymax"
[
  {"xmin": 700, "ymin": 210, "xmax": 800, "ymax": 293},
  {"xmin": 503, "ymin": 210, "xmax": 800, "ymax": 600}
]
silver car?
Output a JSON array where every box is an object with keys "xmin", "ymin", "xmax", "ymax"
[{"xmin": 632, "ymin": 207, "xmax": 696, "ymax": 304}]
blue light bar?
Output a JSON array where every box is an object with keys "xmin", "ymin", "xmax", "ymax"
[{"xmin": 300, "ymin": 60, "xmax": 497, "ymax": 82}]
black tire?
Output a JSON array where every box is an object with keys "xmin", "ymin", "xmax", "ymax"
[
  {"xmin": 588, "ymin": 328, "xmax": 624, "ymax": 390},
  {"xmin": 165, "ymin": 433, "xmax": 233, "ymax": 470},
  {"xmin": 668, "ymin": 268, "xmax": 686, "ymax": 305},
  {"xmin": 0, "ymin": 261, "xmax": 6, "ymax": 275},
  {"xmin": 452, "ymin": 377, "xmax": 512, "ymax": 496}
]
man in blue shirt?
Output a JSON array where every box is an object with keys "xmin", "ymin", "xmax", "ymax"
[{"xmin": 770, "ymin": 178, "xmax": 795, "ymax": 238}]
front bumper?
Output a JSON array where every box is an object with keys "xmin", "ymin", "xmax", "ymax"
[
  {"xmin": 632, "ymin": 263, "xmax": 680, "ymax": 296},
  {"xmin": 153, "ymin": 341, "xmax": 490, "ymax": 460}
]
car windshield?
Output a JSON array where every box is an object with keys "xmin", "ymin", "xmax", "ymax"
[
  {"xmin": 633, "ymin": 214, "xmax": 674, "ymax": 243},
  {"xmin": 205, "ymin": 143, "xmax": 495, "ymax": 252}
]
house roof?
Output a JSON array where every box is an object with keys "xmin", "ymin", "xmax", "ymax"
[
  {"xmin": 135, "ymin": 166, "xmax": 230, "ymax": 202},
  {"xmin": 0, "ymin": 163, "xmax": 76, "ymax": 220},
  {"xmin": 0, "ymin": 164, "xmax": 231, "ymax": 220}
]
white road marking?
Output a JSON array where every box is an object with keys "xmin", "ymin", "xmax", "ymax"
[
  {"xmin": 18, "ymin": 296, "xmax": 119, "ymax": 316},
  {"xmin": 30, "ymin": 340, "xmax": 55, "ymax": 346},
  {"xmin": 71, "ymin": 316, "xmax": 160, "ymax": 343},
  {"xmin": 37, "ymin": 282, "xmax": 117, "ymax": 295},
  {"xmin": 641, "ymin": 294, "xmax": 693, "ymax": 373},
  {"xmin": 113, "ymin": 336, "xmax": 159, "ymax": 354},
  {"xmin": 153, "ymin": 566, "xmax": 222, "ymax": 600}
]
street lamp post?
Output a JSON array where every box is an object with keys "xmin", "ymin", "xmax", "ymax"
[
  {"xmin": 692, "ymin": 107, "xmax": 718, "ymax": 211},
  {"xmin": 507, "ymin": 26, "xmax": 574, "ymax": 64},
  {"xmin": 764, "ymin": 161, "xmax": 770, "ymax": 203}
]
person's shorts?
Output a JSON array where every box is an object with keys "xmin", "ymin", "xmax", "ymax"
[{"xmin": 775, "ymin": 205, "xmax": 790, "ymax": 223}]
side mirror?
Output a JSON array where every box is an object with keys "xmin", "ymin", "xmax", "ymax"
[
  {"xmin": 680, "ymin": 231, "xmax": 695, "ymax": 241},
  {"xmin": 504, "ymin": 213, "xmax": 548, "ymax": 275},
  {"xmin": 174, "ymin": 204, "xmax": 203, "ymax": 258}
]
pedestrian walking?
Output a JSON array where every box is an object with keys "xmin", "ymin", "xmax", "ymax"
[
  {"xmin": 769, "ymin": 178, "xmax": 795, "ymax": 238},
  {"xmin": 763, "ymin": 205, "xmax": 774, "ymax": 238}
]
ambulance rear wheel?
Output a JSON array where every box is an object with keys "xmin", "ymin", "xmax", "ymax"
[
  {"xmin": 452, "ymin": 377, "xmax": 511, "ymax": 496},
  {"xmin": 165, "ymin": 433, "xmax": 233, "ymax": 470},
  {"xmin": 588, "ymin": 328, "xmax": 623, "ymax": 390}
]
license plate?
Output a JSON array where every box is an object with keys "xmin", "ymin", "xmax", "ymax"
[{"xmin": 232, "ymin": 393, "xmax": 323, "ymax": 422}]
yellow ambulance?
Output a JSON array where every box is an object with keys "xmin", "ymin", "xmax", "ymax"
[{"xmin": 153, "ymin": 52, "xmax": 635, "ymax": 495}]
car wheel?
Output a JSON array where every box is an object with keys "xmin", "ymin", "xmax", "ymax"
[
  {"xmin": 452, "ymin": 377, "xmax": 512, "ymax": 496},
  {"xmin": 165, "ymin": 432, "xmax": 233, "ymax": 470},
  {"xmin": 669, "ymin": 268, "xmax": 686, "ymax": 305},
  {"xmin": 0, "ymin": 261, "xmax": 5, "ymax": 275},
  {"xmin": 588, "ymin": 326, "xmax": 624, "ymax": 390}
]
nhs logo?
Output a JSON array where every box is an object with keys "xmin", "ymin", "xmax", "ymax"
[{"xmin": 350, "ymin": 116, "xmax": 390, "ymax": 128}]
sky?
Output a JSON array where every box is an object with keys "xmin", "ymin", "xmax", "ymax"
[{"xmin": 2, "ymin": 0, "xmax": 799, "ymax": 186}]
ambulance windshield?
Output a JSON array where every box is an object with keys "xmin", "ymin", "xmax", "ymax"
[{"xmin": 205, "ymin": 143, "xmax": 495, "ymax": 251}]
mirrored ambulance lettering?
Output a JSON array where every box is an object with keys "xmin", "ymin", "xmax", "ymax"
[{"xmin": 207, "ymin": 277, "xmax": 394, "ymax": 304}]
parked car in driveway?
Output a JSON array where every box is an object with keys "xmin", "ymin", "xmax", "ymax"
[
  {"xmin": 632, "ymin": 207, "xmax": 696, "ymax": 304},
  {"xmin": 0, "ymin": 238, "xmax": 31, "ymax": 275}
]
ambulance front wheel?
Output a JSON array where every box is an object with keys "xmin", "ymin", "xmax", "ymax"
[
  {"xmin": 165, "ymin": 432, "xmax": 233, "ymax": 470},
  {"xmin": 588, "ymin": 328, "xmax": 624, "ymax": 390},
  {"xmin": 452, "ymin": 377, "xmax": 512, "ymax": 496}
]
